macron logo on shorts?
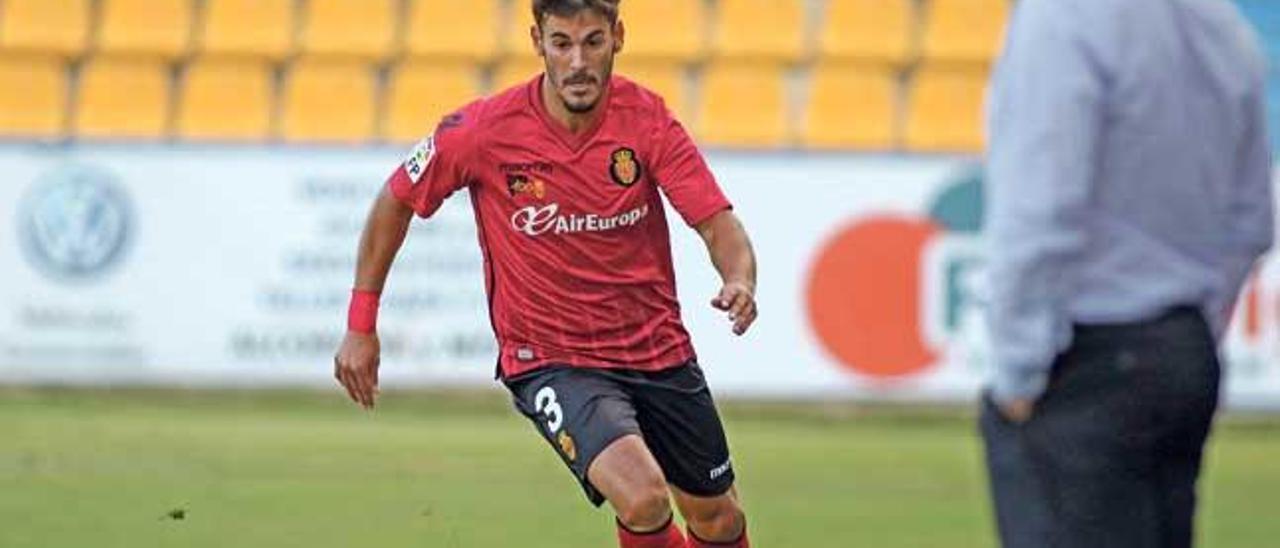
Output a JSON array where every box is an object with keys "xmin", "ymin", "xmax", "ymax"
[
  {"xmin": 403, "ymin": 135, "xmax": 435, "ymax": 184},
  {"xmin": 709, "ymin": 458, "xmax": 732, "ymax": 481}
]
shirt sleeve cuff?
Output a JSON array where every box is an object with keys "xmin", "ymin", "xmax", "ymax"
[
  {"xmin": 685, "ymin": 202, "xmax": 732, "ymax": 228},
  {"xmin": 387, "ymin": 175, "xmax": 412, "ymax": 201},
  {"xmin": 989, "ymin": 364, "xmax": 1051, "ymax": 406},
  {"xmin": 386, "ymin": 176, "xmax": 429, "ymax": 218}
]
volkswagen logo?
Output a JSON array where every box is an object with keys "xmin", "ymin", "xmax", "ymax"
[{"xmin": 17, "ymin": 165, "xmax": 135, "ymax": 283}]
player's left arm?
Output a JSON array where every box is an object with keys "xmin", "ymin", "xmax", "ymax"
[{"xmin": 695, "ymin": 210, "xmax": 758, "ymax": 336}]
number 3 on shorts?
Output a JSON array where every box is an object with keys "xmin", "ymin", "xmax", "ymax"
[{"xmin": 534, "ymin": 386, "xmax": 564, "ymax": 434}]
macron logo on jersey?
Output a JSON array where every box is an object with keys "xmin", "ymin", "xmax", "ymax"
[
  {"xmin": 510, "ymin": 203, "xmax": 651, "ymax": 237},
  {"xmin": 403, "ymin": 135, "xmax": 435, "ymax": 184}
]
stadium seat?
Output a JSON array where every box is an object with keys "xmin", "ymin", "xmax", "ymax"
[
  {"xmin": 0, "ymin": 0, "xmax": 91, "ymax": 58},
  {"xmin": 710, "ymin": 0, "xmax": 807, "ymax": 62},
  {"xmin": 502, "ymin": 10, "xmax": 538, "ymax": 58},
  {"xmin": 0, "ymin": 56, "xmax": 67, "ymax": 138},
  {"xmin": 696, "ymin": 61, "xmax": 789, "ymax": 148},
  {"xmin": 198, "ymin": 0, "xmax": 295, "ymax": 60},
  {"xmin": 298, "ymin": 0, "xmax": 396, "ymax": 61},
  {"xmin": 919, "ymin": 0, "xmax": 1009, "ymax": 65},
  {"xmin": 817, "ymin": 0, "xmax": 916, "ymax": 66},
  {"xmin": 620, "ymin": 0, "xmax": 705, "ymax": 61},
  {"xmin": 96, "ymin": 0, "xmax": 194, "ymax": 59},
  {"xmin": 280, "ymin": 59, "xmax": 376, "ymax": 143},
  {"xmin": 493, "ymin": 57, "xmax": 545, "ymax": 93},
  {"xmin": 616, "ymin": 60, "xmax": 688, "ymax": 121},
  {"xmin": 176, "ymin": 59, "xmax": 274, "ymax": 141},
  {"xmin": 903, "ymin": 66, "xmax": 988, "ymax": 152},
  {"xmin": 75, "ymin": 57, "xmax": 171, "ymax": 139},
  {"xmin": 384, "ymin": 61, "xmax": 481, "ymax": 143},
  {"xmin": 802, "ymin": 63, "xmax": 898, "ymax": 150},
  {"xmin": 404, "ymin": 0, "xmax": 501, "ymax": 61}
]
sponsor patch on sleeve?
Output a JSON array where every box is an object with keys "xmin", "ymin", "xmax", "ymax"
[{"xmin": 403, "ymin": 135, "xmax": 436, "ymax": 184}]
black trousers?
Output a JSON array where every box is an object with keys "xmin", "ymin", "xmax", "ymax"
[{"xmin": 980, "ymin": 307, "xmax": 1221, "ymax": 548}]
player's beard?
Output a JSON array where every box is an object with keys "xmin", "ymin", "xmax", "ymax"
[{"xmin": 554, "ymin": 55, "xmax": 614, "ymax": 115}]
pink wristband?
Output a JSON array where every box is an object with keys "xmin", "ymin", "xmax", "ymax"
[{"xmin": 347, "ymin": 289, "xmax": 381, "ymax": 334}]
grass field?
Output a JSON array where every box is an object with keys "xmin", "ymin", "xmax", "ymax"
[{"xmin": 2, "ymin": 388, "xmax": 1278, "ymax": 547}]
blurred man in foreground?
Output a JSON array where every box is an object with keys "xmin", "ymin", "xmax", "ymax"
[
  {"xmin": 982, "ymin": 0, "xmax": 1273, "ymax": 546},
  {"xmin": 333, "ymin": 1, "xmax": 756, "ymax": 546}
]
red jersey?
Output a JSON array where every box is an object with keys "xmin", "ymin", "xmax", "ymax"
[{"xmin": 387, "ymin": 74, "xmax": 731, "ymax": 378}]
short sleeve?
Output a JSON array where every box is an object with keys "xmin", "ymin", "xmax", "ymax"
[
  {"xmin": 386, "ymin": 105, "xmax": 480, "ymax": 218},
  {"xmin": 650, "ymin": 113, "xmax": 731, "ymax": 227}
]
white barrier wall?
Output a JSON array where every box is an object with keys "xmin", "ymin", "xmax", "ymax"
[{"xmin": 1, "ymin": 146, "xmax": 1277, "ymax": 409}]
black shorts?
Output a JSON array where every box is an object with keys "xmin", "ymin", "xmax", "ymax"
[{"xmin": 504, "ymin": 361, "xmax": 736, "ymax": 506}]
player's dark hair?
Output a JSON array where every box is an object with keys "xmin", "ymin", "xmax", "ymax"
[{"xmin": 532, "ymin": 0, "xmax": 620, "ymax": 29}]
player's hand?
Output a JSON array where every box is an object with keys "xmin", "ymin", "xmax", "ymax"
[
  {"xmin": 997, "ymin": 398, "xmax": 1034, "ymax": 424},
  {"xmin": 334, "ymin": 331, "xmax": 381, "ymax": 410},
  {"xmin": 711, "ymin": 281, "xmax": 757, "ymax": 336}
]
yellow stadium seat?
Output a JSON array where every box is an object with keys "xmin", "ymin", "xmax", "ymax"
[
  {"xmin": 405, "ymin": 0, "xmax": 501, "ymax": 61},
  {"xmin": 0, "ymin": 0, "xmax": 90, "ymax": 58},
  {"xmin": 621, "ymin": 0, "xmax": 705, "ymax": 61},
  {"xmin": 696, "ymin": 62, "xmax": 789, "ymax": 147},
  {"xmin": 97, "ymin": 0, "xmax": 193, "ymax": 59},
  {"xmin": 920, "ymin": 0, "xmax": 1009, "ymax": 65},
  {"xmin": 198, "ymin": 0, "xmax": 295, "ymax": 60},
  {"xmin": 0, "ymin": 56, "xmax": 66, "ymax": 138},
  {"xmin": 818, "ymin": 0, "xmax": 916, "ymax": 66},
  {"xmin": 711, "ymin": 0, "xmax": 806, "ymax": 62},
  {"xmin": 492, "ymin": 57, "xmax": 544, "ymax": 93},
  {"xmin": 616, "ymin": 60, "xmax": 688, "ymax": 120},
  {"xmin": 802, "ymin": 63, "xmax": 899, "ymax": 150},
  {"xmin": 903, "ymin": 66, "xmax": 988, "ymax": 152},
  {"xmin": 280, "ymin": 59, "xmax": 376, "ymax": 143},
  {"xmin": 176, "ymin": 59, "xmax": 273, "ymax": 141},
  {"xmin": 298, "ymin": 0, "xmax": 396, "ymax": 61},
  {"xmin": 384, "ymin": 62, "xmax": 481, "ymax": 143},
  {"xmin": 75, "ymin": 57, "xmax": 171, "ymax": 139},
  {"xmin": 502, "ymin": 10, "xmax": 537, "ymax": 58}
]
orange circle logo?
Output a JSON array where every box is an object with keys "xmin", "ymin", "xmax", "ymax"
[{"xmin": 806, "ymin": 217, "xmax": 941, "ymax": 378}]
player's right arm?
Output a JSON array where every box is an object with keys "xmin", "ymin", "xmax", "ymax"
[
  {"xmin": 333, "ymin": 105, "xmax": 481, "ymax": 410},
  {"xmin": 333, "ymin": 188, "xmax": 414, "ymax": 410}
]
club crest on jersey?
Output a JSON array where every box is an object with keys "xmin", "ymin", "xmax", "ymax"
[
  {"xmin": 507, "ymin": 174, "xmax": 547, "ymax": 200},
  {"xmin": 609, "ymin": 147, "xmax": 641, "ymax": 187},
  {"xmin": 557, "ymin": 431, "xmax": 578, "ymax": 463},
  {"xmin": 403, "ymin": 135, "xmax": 435, "ymax": 184}
]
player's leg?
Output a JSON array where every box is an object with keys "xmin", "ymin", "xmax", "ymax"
[
  {"xmin": 505, "ymin": 367, "xmax": 686, "ymax": 547},
  {"xmin": 587, "ymin": 435, "xmax": 688, "ymax": 547},
  {"xmin": 624, "ymin": 362, "xmax": 750, "ymax": 546},
  {"xmin": 671, "ymin": 485, "xmax": 747, "ymax": 546}
]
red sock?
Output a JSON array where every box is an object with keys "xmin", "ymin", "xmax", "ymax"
[
  {"xmin": 616, "ymin": 516, "xmax": 686, "ymax": 548},
  {"xmin": 687, "ymin": 525, "xmax": 749, "ymax": 548}
]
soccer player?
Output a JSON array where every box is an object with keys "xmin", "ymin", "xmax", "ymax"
[{"xmin": 332, "ymin": 1, "xmax": 755, "ymax": 547}]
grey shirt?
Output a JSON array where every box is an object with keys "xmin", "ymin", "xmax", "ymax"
[{"xmin": 985, "ymin": 0, "xmax": 1275, "ymax": 404}]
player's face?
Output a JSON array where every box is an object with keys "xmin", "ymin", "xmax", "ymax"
[{"xmin": 534, "ymin": 11, "xmax": 623, "ymax": 114}]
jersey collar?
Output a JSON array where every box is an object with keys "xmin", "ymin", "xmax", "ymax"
[{"xmin": 529, "ymin": 73, "xmax": 612, "ymax": 154}]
